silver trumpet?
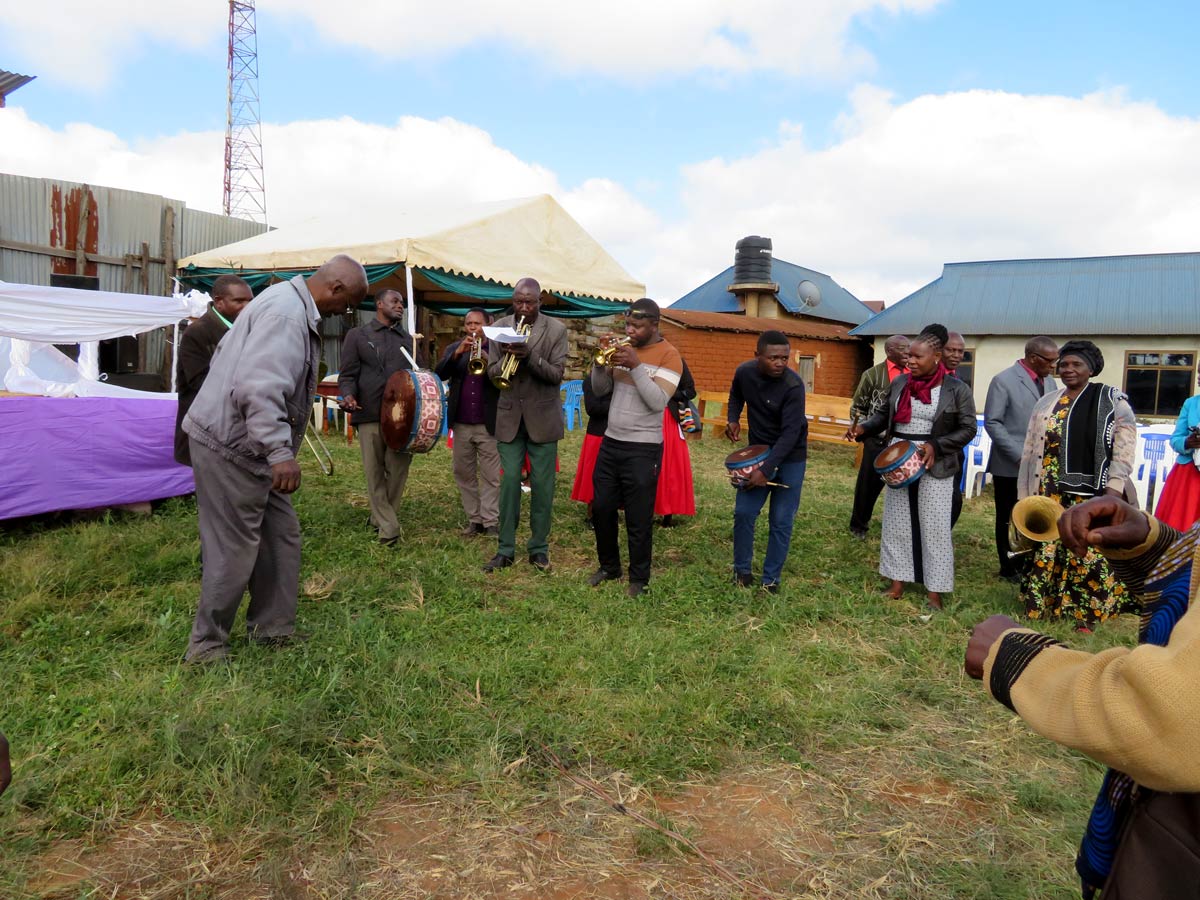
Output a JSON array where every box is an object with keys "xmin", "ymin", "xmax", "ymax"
[{"xmin": 466, "ymin": 336, "xmax": 487, "ymax": 375}]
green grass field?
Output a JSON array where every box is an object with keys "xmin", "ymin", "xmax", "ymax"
[{"xmin": 0, "ymin": 432, "xmax": 1137, "ymax": 898}]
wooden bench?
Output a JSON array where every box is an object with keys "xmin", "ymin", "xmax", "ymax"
[{"xmin": 695, "ymin": 390, "xmax": 862, "ymax": 463}]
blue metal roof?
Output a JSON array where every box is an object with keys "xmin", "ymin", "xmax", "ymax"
[
  {"xmin": 852, "ymin": 252, "xmax": 1200, "ymax": 336},
  {"xmin": 670, "ymin": 257, "xmax": 874, "ymax": 327}
]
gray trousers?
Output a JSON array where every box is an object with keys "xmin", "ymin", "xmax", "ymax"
[
  {"xmin": 357, "ymin": 422, "xmax": 413, "ymax": 540},
  {"xmin": 452, "ymin": 422, "xmax": 501, "ymax": 526},
  {"xmin": 188, "ymin": 440, "xmax": 301, "ymax": 659}
]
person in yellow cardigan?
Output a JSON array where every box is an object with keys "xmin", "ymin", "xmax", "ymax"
[{"xmin": 966, "ymin": 494, "xmax": 1200, "ymax": 899}]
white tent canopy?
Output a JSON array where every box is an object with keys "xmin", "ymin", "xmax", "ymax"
[
  {"xmin": 177, "ymin": 194, "xmax": 646, "ymax": 302},
  {"xmin": 0, "ymin": 280, "xmax": 208, "ymax": 397}
]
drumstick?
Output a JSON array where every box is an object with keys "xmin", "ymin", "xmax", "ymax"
[{"xmin": 727, "ymin": 476, "xmax": 789, "ymax": 489}]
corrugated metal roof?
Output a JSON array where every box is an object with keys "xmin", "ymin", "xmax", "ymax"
[
  {"xmin": 670, "ymin": 257, "xmax": 873, "ymax": 327},
  {"xmin": 0, "ymin": 70, "xmax": 35, "ymax": 99},
  {"xmin": 661, "ymin": 308, "xmax": 858, "ymax": 341},
  {"xmin": 852, "ymin": 252, "xmax": 1200, "ymax": 336}
]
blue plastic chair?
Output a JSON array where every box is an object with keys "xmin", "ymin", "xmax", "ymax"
[
  {"xmin": 960, "ymin": 420, "xmax": 991, "ymax": 496},
  {"xmin": 1140, "ymin": 432, "xmax": 1172, "ymax": 492},
  {"xmin": 562, "ymin": 379, "xmax": 584, "ymax": 430}
]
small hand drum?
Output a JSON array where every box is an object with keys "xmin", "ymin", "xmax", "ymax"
[
  {"xmin": 724, "ymin": 444, "xmax": 770, "ymax": 488},
  {"xmin": 381, "ymin": 369, "xmax": 446, "ymax": 453},
  {"xmin": 873, "ymin": 440, "xmax": 925, "ymax": 489}
]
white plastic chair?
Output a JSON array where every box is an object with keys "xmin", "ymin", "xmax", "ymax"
[
  {"xmin": 1131, "ymin": 432, "xmax": 1172, "ymax": 510},
  {"xmin": 962, "ymin": 423, "xmax": 992, "ymax": 499}
]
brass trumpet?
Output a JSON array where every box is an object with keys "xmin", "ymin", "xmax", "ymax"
[
  {"xmin": 594, "ymin": 336, "xmax": 631, "ymax": 366},
  {"xmin": 1007, "ymin": 495, "xmax": 1066, "ymax": 556},
  {"xmin": 466, "ymin": 336, "xmax": 487, "ymax": 375},
  {"xmin": 492, "ymin": 317, "xmax": 529, "ymax": 390}
]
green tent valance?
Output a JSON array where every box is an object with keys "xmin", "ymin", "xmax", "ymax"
[
  {"xmin": 416, "ymin": 267, "xmax": 631, "ymax": 319},
  {"xmin": 177, "ymin": 263, "xmax": 631, "ymax": 319}
]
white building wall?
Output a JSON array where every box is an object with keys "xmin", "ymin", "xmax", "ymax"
[{"xmin": 869, "ymin": 334, "xmax": 1200, "ymax": 421}]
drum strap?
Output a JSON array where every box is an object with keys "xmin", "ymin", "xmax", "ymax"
[{"xmin": 894, "ymin": 432, "xmax": 932, "ymax": 442}]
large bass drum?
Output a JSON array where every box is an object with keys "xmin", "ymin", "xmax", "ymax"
[{"xmin": 380, "ymin": 369, "xmax": 446, "ymax": 453}]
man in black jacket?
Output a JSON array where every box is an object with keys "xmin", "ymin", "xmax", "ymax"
[
  {"xmin": 725, "ymin": 331, "xmax": 808, "ymax": 593},
  {"xmin": 173, "ymin": 274, "xmax": 252, "ymax": 465},
  {"xmin": 436, "ymin": 308, "xmax": 501, "ymax": 536},
  {"xmin": 338, "ymin": 289, "xmax": 419, "ymax": 545}
]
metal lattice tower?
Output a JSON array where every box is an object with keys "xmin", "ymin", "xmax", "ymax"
[{"xmin": 223, "ymin": 0, "xmax": 267, "ymax": 223}]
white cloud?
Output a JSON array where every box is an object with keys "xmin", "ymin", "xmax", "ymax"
[
  {"xmin": 0, "ymin": 0, "xmax": 222, "ymax": 87},
  {"xmin": 649, "ymin": 86, "xmax": 1200, "ymax": 304},
  {"xmin": 0, "ymin": 0, "xmax": 940, "ymax": 87},
  {"xmin": 2, "ymin": 88, "xmax": 1199, "ymax": 306}
]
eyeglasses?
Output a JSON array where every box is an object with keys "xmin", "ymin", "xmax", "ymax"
[
  {"xmin": 627, "ymin": 311, "xmax": 656, "ymax": 321},
  {"xmin": 1032, "ymin": 352, "xmax": 1059, "ymax": 365}
]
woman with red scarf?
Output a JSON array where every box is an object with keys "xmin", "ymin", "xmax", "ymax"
[{"xmin": 853, "ymin": 325, "xmax": 977, "ymax": 609}]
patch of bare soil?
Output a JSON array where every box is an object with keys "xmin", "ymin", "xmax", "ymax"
[{"xmin": 16, "ymin": 758, "xmax": 1002, "ymax": 900}]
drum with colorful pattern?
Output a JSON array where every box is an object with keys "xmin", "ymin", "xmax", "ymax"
[
  {"xmin": 380, "ymin": 369, "xmax": 446, "ymax": 453},
  {"xmin": 873, "ymin": 439, "xmax": 925, "ymax": 489}
]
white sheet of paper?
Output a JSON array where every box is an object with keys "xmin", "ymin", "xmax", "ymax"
[{"xmin": 483, "ymin": 326, "xmax": 529, "ymax": 345}]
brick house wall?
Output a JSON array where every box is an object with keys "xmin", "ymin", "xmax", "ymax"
[{"xmin": 659, "ymin": 320, "xmax": 870, "ymax": 397}]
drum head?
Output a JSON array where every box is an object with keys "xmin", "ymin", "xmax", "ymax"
[
  {"xmin": 874, "ymin": 440, "xmax": 911, "ymax": 469},
  {"xmin": 725, "ymin": 444, "xmax": 770, "ymax": 467},
  {"xmin": 380, "ymin": 370, "xmax": 416, "ymax": 450}
]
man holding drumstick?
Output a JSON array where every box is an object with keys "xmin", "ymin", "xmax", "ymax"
[
  {"xmin": 726, "ymin": 331, "xmax": 809, "ymax": 593},
  {"xmin": 339, "ymin": 288, "xmax": 420, "ymax": 546}
]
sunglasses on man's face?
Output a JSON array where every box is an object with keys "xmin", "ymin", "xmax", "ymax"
[{"xmin": 627, "ymin": 311, "xmax": 655, "ymax": 320}]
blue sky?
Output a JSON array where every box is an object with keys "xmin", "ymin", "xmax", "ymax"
[{"xmin": 1, "ymin": 1, "xmax": 1197, "ymax": 302}]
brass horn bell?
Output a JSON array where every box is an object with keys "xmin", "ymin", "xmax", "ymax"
[{"xmin": 1008, "ymin": 495, "xmax": 1066, "ymax": 556}]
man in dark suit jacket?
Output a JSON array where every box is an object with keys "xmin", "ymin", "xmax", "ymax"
[
  {"xmin": 845, "ymin": 334, "xmax": 909, "ymax": 538},
  {"xmin": 983, "ymin": 336, "xmax": 1059, "ymax": 579},
  {"xmin": 173, "ymin": 274, "xmax": 252, "ymax": 465},
  {"xmin": 483, "ymin": 277, "xmax": 568, "ymax": 573}
]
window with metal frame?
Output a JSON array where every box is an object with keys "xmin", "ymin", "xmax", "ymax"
[
  {"xmin": 1123, "ymin": 351, "xmax": 1195, "ymax": 416},
  {"xmin": 955, "ymin": 348, "xmax": 975, "ymax": 388}
]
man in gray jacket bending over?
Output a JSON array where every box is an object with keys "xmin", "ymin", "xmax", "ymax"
[{"xmin": 182, "ymin": 255, "xmax": 368, "ymax": 663}]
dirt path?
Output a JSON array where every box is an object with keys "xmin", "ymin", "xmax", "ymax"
[{"xmin": 18, "ymin": 761, "xmax": 997, "ymax": 900}]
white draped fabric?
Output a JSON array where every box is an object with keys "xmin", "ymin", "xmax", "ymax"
[{"xmin": 0, "ymin": 281, "xmax": 210, "ymax": 397}]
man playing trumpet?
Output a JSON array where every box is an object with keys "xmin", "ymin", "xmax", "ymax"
[
  {"xmin": 588, "ymin": 298, "xmax": 682, "ymax": 597},
  {"xmin": 436, "ymin": 308, "xmax": 501, "ymax": 537},
  {"xmin": 483, "ymin": 278, "xmax": 568, "ymax": 573}
]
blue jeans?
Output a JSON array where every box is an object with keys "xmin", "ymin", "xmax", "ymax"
[{"xmin": 733, "ymin": 459, "xmax": 806, "ymax": 585}]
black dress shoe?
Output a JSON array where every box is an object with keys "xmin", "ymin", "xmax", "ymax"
[
  {"xmin": 733, "ymin": 571, "xmax": 755, "ymax": 588},
  {"xmin": 483, "ymin": 553, "xmax": 514, "ymax": 573},
  {"xmin": 762, "ymin": 582, "xmax": 780, "ymax": 595},
  {"xmin": 627, "ymin": 581, "xmax": 648, "ymax": 598},
  {"xmin": 528, "ymin": 552, "xmax": 551, "ymax": 572},
  {"xmin": 253, "ymin": 631, "xmax": 310, "ymax": 648},
  {"xmin": 587, "ymin": 567, "xmax": 622, "ymax": 586}
]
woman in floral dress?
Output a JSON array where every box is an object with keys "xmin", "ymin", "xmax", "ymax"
[{"xmin": 1016, "ymin": 341, "xmax": 1138, "ymax": 630}]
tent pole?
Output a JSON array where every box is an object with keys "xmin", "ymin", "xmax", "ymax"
[
  {"xmin": 169, "ymin": 322, "xmax": 180, "ymax": 393},
  {"xmin": 404, "ymin": 264, "xmax": 416, "ymax": 364}
]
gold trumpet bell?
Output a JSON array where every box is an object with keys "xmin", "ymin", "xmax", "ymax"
[{"xmin": 1008, "ymin": 495, "xmax": 1066, "ymax": 555}]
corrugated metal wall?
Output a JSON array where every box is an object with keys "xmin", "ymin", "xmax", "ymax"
[{"xmin": 0, "ymin": 172, "xmax": 268, "ymax": 382}]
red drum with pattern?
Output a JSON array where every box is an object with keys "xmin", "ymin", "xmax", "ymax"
[
  {"xmin": 380, "ymin": 369, "xmax": 446, "ymax": 453},
  {"xmin": 873, "ymin": 440, "xmax": 925, "ymax": 489}
]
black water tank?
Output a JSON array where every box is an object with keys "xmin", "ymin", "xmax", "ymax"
[{"xmin": 733, "ymin": 235, "xmax": 772, "ymax": 283}]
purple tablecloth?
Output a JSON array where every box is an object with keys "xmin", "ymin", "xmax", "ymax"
[{"xmin": 0, "ymin": 395, "xmax": 195, "ymax": 520}]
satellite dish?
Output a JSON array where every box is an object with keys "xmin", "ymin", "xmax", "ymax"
[{"xmin": 797, "ymin": 280, "xmax": 821, "ymax": 310}]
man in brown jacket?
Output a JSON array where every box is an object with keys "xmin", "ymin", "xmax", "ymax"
[{"xmin": 483, "ymin": 277, "xmax": 568, "ymax": 573}]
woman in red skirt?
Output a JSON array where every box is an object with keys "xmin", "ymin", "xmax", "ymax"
[
  {"xmin": 1155, "ymin": 380, "xmax": 1200, "ymax": 532},
  {"xmin": 570, "ymin": 374, "xmax": 610, "ymax": 528},
  {"xmin": 657, "ymin": 360, "xmax": 697, "ymax": 525}
]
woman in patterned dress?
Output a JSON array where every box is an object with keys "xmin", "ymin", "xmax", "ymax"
[
  {"xmin": 854, "ymin": 325, "xmax": 977, "ymax": 609},
  {"xmin": 1016, "ymin": 340, "xmax": 1137, "ymax": 631}
]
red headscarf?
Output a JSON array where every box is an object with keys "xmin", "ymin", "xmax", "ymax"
[{"xmin": 894, "ymin": 361, "xmax": 948, "ymax": 424}]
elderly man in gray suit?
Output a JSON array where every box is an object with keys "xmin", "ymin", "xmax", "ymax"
[
  {"xmin": 983, "ymin": 336, "xmax": 1059, "ymax": 580},
  {"xmin": 483, "ymin": 277, "xmax": 568, "ymax": 574}
]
